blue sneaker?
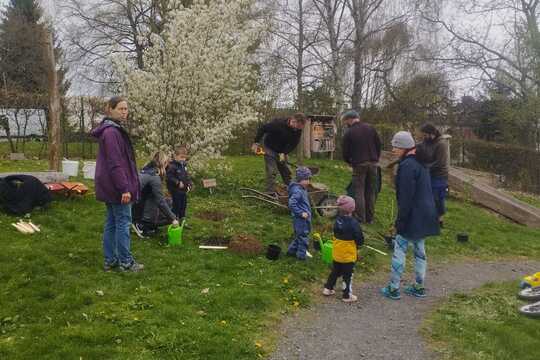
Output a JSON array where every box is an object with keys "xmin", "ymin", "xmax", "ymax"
[
  {"xmin": 380, "ymin": 285, "xmax": 401, "ymax": 300},
  {"xmin": 404, "ymin": 284, "xmax": 426, "ymax": 298}
]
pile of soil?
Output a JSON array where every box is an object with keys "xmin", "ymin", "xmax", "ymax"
[
  {"xmin": 229, "ymin": 234, "xmax": 264, "ymax": 256},
  {"xmin": 196, "ymin": 210, "xmax": 227, "ymax": 221},
  {"xmin": 200, "ymin": 236, "xmax": 231, "ymax": 246}
]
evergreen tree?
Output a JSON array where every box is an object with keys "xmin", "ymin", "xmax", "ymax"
[{"xmin": 0, "ymin": 0, "xmax": 68, "ymax": 108}]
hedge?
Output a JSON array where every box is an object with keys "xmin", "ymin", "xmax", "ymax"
[{"xmin": 452, "ymin": 139, "xmax": 540, "ymax": 194}]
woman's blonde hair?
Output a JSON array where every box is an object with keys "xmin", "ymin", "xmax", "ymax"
[{"xmin": 152, "ymin": 151, "xmax": 170, "ymax": 177}]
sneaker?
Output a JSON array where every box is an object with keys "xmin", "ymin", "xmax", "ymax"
[
  {"xmin": 342, "ymin": 294, "xmax": 358, "ymax": 303},
  {"xmin": 380, "ymin": 285, "xmax": 401, "ymax": 300},
  {"xmin": 119, "ymin": 261, "xmax": 145, "ymax": 272},
  {"xmin": 322, "ymin": 288, "xmax": 335, "ymax": 296},
  {"xmin": 103, "ymin": 262, "xmax": 118, "ymax": 272},
  {"xmin": 404, "ymin": 284, "xmax": 426, "ymax": 298},
  {"xmin": 131, "ymin": 223, "xmax": 146, "ymax": 238}
]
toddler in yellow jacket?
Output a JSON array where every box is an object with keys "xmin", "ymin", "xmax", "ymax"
[{"xmin": 322, "ymin": 195, "xmax": 364, "ymax": 302}]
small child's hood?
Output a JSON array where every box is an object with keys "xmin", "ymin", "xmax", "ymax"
[{"xmin": 288, "ymin": 181, "xmax": 305, "ymax": 194}]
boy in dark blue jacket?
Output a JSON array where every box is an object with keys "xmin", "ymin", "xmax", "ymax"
[
  {"xmin": 166, "ymin": 146, "xmax": 193, "ymax": 221},
  {"xmin": 323, "ymin": 195, "xmax": 364, "ymax": 302},
  {"xmin": 286, "ymin": 167, "xmax": 312, "ymax": 260},
  {"xmin": 381, "ymin": 131, "xmax": 440, "ymax": 300}
]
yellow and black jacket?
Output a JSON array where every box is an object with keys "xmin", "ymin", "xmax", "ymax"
[{"xmin": 332, "ymin": 215, "xmax": 364, "ymax": 263}]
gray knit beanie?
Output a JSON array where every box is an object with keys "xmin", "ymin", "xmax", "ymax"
[
  {"xmin": 341, "ymin": 110, "xmax": 360, "ymax": 121},
  {"xmin": 391, "ymin": 131, "xmax": 415, "ymax": 149},
  {"xmin": 296, "ymin": 166, "xmax": 312, "ymax": 181}
]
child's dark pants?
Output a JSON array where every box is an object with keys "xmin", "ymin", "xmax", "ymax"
[
  {"xmin": 325, "ymin": 262, "xmax": 355, "ymax": 299},
  {"xmin": 171, "ymin": 191, "xmax": 187, "ymax": 219}
]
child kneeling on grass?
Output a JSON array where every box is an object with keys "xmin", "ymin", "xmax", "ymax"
[
  {"xmin": 381, "ymin": 131, "xmax": 440, "ymax": 300},
  {"xmin": 323, "ymin": 195, "xmax": 364, "ymax": 302},
  {"xmin": 286, "ymin": 167, "xmax": 312, "ymax": 260}
]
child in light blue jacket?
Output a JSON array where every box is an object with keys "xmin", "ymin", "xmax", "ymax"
[{"xmin": 286, "ymin": 167, "xmax": 312, "ymax": 260}]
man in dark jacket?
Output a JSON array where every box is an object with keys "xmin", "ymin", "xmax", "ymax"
[
  {"xmin": 251, "ymin": 113, "xmax": 306, "ymax": 193},
  {"xmin": 416, "ymin": 123, "xmax": 449, "ymax": 226},
  {"xmin": 381, "ymin": 131, "xmax": 439, "ymax": 300},
  {"xmin": 341, "ymin": 110, "xmax": 381, "ymax": 223},
  {"xmin": 91, "ymin": 96, "xmax": 143, "ymax": 272}
]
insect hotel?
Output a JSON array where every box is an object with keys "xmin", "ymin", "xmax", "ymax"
[{"xmin": 301, "ymin": 115, "xmax": 337, "ymax": 159}]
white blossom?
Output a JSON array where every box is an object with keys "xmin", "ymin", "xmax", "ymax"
[{"xmin": 119, "ymin": 0, "xmax": 260, "ymax": 170}]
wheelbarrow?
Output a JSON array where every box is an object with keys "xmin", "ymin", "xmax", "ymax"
[{"xmin": 240, "ymin": 183, "xmax": 338, "ymax": 217}]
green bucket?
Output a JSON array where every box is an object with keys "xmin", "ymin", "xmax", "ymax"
[
  {"xmin": 168, "ymin": 220, "xmax": 185, "ymax": 246},
  {"xmin": 321, "ymin": 238, "xmax": 333, "ymax": 265}
]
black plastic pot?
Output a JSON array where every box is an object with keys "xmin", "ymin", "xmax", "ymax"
[
  {"xmin": 384, "ymin": 235, "xmax": 395, "ymax": 250},
  {"xmin": 266, "ymin": 244, "xmax": 282, "ymax": 260},
  {"xmin": 313, "ymin": 240, "xmax": 321, "ymax": 251},
  {"xmin": 457, "ymin": 233, "xmax": 469, "ymax": 243}
]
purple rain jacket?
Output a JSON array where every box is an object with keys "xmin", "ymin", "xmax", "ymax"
[{"xmin": 91, "ymin": 118, "xmax": 140, "ymax": 204}]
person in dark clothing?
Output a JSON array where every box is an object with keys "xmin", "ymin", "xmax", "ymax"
[
  {"xmin": 251, "ymin": 113, "xmax": 306, "ymax": 193},
  {"xmin": 341, "ymin": 110, "xmax": 382, "ymax": 224},
  {"xmin": 380, "ymin": 131, "xmax": 440, "ymax": 300},
  {"xmin": 416, "ymin": 123, "xmax": 449, "ymax": 226},
  {"xmin": 166, "ymin": 145, "xmax": 193, "ymax": 221},
  {"xmin": 91, "ymin": 96, "xmax": 143, "ymax": 272},
  {"xmin": 132, "ymin": 151, "xmax": 179, "ymax": 238},
  {"xmin": 323, "ymin": 195, "xmax": 364, "ymax": 302}
]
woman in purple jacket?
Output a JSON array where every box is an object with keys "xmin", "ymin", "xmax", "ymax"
[{"xmin": 91, "ymin": 97, "xmax": 143, "ymax": 272}]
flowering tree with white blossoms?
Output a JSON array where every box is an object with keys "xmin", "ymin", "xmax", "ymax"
[{"xmin": 121, "ymin": 0, "xmax": 259, "ymax": 169}]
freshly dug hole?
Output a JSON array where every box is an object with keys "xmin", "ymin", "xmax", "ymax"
[
  {"xmin": 196, "ymin": 210, "xmax": 228, "ymax": 221},
  {"xmin": 229, "ymin": 234, "xmax": 264, "ymax": 256}
]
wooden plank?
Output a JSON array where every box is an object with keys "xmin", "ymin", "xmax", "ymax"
[
  {"xmin": 449, "ymin": 168, "xmax": 540, "ymax": 228},
  {"xmin": 379, "ymin": 150, "xmax": 540, "ymax": 228}
]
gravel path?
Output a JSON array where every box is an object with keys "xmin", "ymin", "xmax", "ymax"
[{"xmin": 270, "ymin": 260, "xmax": 540, "ymax": 360}]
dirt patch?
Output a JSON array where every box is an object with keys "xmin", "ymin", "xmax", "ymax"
[
  {"xmin": 196, "ymin": 210, "xmax": 227, "ymax": 222},
  {"xmin": 229, "ymin": 234, "xmax": 264, "ymax": 256},
  {"xmin": 200, "ymin": 236, "xmax": 230, "ymax": 247}
]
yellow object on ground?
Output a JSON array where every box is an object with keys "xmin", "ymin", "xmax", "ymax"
[{"xmin": 521, "ymin": 272, "xmax": 540, "ymax": 288}]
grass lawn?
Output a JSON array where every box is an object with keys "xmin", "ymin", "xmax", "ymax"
[
  {"xmin": 1, "ymin": 155, "xmax": 540, "ymax": 359},
  {"xmin": 424, "ymin": 281, "xmax": 540, "ymax": 360}
]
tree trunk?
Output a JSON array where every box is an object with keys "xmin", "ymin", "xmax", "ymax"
[
  {"xmin": 80, "ymin": 97, "xmax": 86, "ymax": 159},
  {"xmin": 44, "ymin": 29, "xmax": 62, "ymax": 171},
  {"xmin": 297, "ymin": 0, "xmax": 306, "ymax": 164}
]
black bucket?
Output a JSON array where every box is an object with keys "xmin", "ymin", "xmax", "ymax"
[
  {"xmin": 384, "ymin": 235, "xmax": 395, "ymax": 250},
  {"xmin": 266, "ymin": 244, "xmax": 281, "ymax": 260},
  {"xmin": 457, "ymin": 233, "xmax": 469, "ymax": 243}
]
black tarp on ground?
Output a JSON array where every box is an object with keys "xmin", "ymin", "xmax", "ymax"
[{"xmin": 0, "ymin": 175, "xmax": 52, "ymax": 215}]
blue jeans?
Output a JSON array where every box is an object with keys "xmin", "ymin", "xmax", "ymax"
[
  {"xmin": 287, "ymin": 218, "xmax": 311, "ymax": 259},
  {"xmin": 389, "ymin": 235, "xmax": 426, "ymax": 290},
  {"xmin": 103, "ymin": 203, "xmax": 134, "ymax": 267},
  {"xmin": 431, "ymin": 177, "xmax": 448, "ymax": 217}
]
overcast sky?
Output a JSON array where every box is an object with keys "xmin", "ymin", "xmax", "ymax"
[{"xmin": 0, "ymin": 0, "xmax": 516, "ymax": 99}]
